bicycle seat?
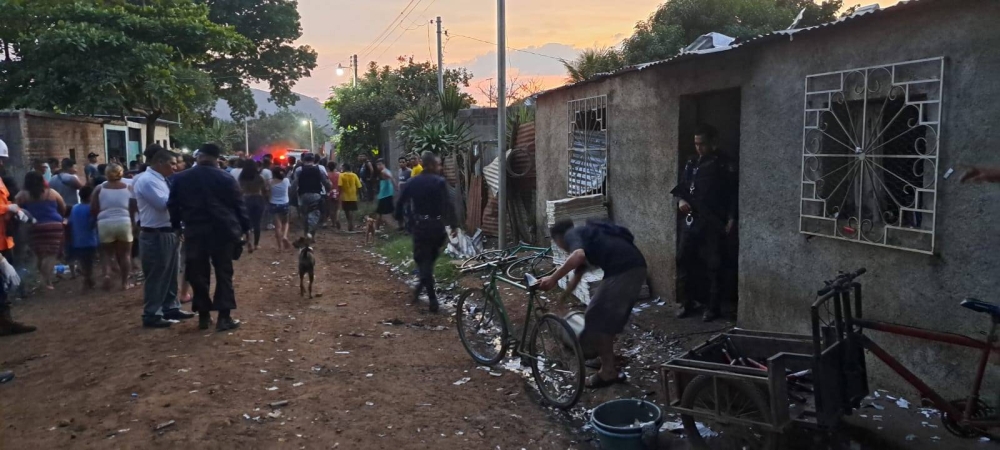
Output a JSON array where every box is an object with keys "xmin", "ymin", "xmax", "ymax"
[
  {"xmin": 524, "ymin": 274, "xmax": 539, "ymax": 292},
  {"xmin": 961, "ymin": 298, "xmax": 1000, "ymax": 319}
]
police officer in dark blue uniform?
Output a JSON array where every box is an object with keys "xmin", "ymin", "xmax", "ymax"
[
  {"xmin": 394, "ymin": 151, "xmax": 457, "ymax": 312},
  {"xmin": 672, "ymin": 125, "xmax": 737, "ymax": 322}
]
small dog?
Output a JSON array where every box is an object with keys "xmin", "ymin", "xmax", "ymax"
[
  {"xmin": 293, "ymin": 234, "xmax": 315, "ymax": 298},
  {"xmin": 364, "ymin": 214, "xmax": 378, "ymax": 246}
]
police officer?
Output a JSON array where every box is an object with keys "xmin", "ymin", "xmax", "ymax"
[
  {"xmin": 394, "ymin": 151, "xmax": 457, "ymax": 312},
  {"xmin": 672, "ymin": 125, "xmax": 737, "ymax": 322}
]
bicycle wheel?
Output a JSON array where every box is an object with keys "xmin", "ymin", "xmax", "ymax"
[
  {"xmin": 456, "ymin": 288, "xmax": 509, "ymax": 366},
  {"xmin": 505, "ymin": 255, "xmax": 556, "ymax": 280},
  {"xmin": 528, "ymin": 314, "xmax": 585, "ymax": 409},
  {"xmin": 460, "ymin": 250, "xmax": 505, "ymax": 273},
  {"xmin": 679, "ymin": 375, "xmax": 778, "ymax": 450}
]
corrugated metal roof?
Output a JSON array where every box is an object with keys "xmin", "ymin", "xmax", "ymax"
[{"xmin": 537, "ymin": 0, "xmax": 940, "ymax": 98}]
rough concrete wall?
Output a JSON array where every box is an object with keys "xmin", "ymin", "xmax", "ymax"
[
  {"xmin": 736, "ymin": 0, "xmax": 1000, "ymax": 398},
  {"xmin": 535, "ymin": 54, "xmax": 751, "ymax": 299},
  {"xmin": 379, "ymin": 119, "xmax": 403, "ymax": 171},
  {"xmin": 457, "ymin": 108, "xmax": 499, "ymax": 144}
]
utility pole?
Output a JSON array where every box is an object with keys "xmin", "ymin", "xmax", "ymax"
[
  {"xmin": 496, "ymin": 1, "xmax": 507, "ymax": 249},
  {"xmin": 436, "ymin": 17, "xmax": 444, "ymax": 95},
  {"xmin": 352, "ymin": 54, "xmax": 358, "ymax": 87}
]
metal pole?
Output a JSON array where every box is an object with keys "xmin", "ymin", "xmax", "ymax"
[
  {"xmin": 309, "ymin": 121, "xmax": 315, "ymax": 153},
  {"xmin": 352, "ymin": 54, "xmax": 358, "ymax": 87},
  {"xmin": 436, "ymin": 16, "xmax": 444, "ymax": 95},
  {"xmin": 244, "ymin": 120, "xmax": 249, "ymax": 156},
  {"xmin": 496, "ymin": 0, "xmax": 507, "ymax": 249}
]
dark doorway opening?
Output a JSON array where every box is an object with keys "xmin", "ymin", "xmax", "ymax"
[
  {"xmin": 676, "ymin": 88, "xmax": 741, "ymax": 319},
  {"xmin": 106, "ymin": 129, "xmax": 127, "ymax": 164}
]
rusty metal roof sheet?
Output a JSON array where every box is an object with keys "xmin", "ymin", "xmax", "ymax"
[{"xmin": 537, "ymin": 0, "xmax": 940, "ymax": 98}]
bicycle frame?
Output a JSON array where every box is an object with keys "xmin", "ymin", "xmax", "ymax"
[
  {"xmin": 481, "ymin": 263, "xmax": 547, "ymax": 358},
  {"xmin": 834, "ymin": 284, "xmax": 1000, "ymax": 428}
]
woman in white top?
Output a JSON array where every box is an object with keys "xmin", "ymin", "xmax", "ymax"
[
  {"xmin": 91, "ymin": 163, "xmax": 136, "ymax": 290},
  {"xmin": 269, "ymin": 166, "xmax": 292, "ymax": 249}
]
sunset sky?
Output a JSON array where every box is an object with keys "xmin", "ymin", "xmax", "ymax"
[{"xmin": 289, "ymin": 0, "xmax": 899, "ymax": 103}]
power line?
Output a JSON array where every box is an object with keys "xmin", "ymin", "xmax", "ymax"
[
  {"xmin": 357, "ymin": 0, "xmax": 419, "ymax": 59},
  {"xmin": 361, "ymin": 0, "xmax": 425, "ymax": 60},
  {"xmin": 446, "ymin": 33, "xmax": 568, "ymax": 63},
  {"xmin": 376, "ymin": 22, "xmax": 428, "ymax": 61}
]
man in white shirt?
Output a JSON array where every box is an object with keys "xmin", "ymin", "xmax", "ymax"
[{"xmin": 134, "ymin": 149, "xmax": 193, "ymax": 328}]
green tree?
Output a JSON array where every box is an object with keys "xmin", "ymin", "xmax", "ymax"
[
  {"xmin": 621, "ymin": 0, "xmax": 842, "ymax": 65},
  {"xmin": 172, "ymin": 118, "xmax": 241, "ymax": 151},
  {"xmin": 563, "ymin": 47, "xmax": 625, "ymax": 83},
  {"xmin": 243, "ymin": 110, "xmax": 331, "ymax": 155},
  {"xmin": 0, "ymin": 0, "xmax": 248, "ymax": 145},
  {"xmin": 198, "ymin": 0, "xmax": 318, "ymax": 119},
  {"xmin": 325, "ymin": 57, "xmax": 473, "ymax": 162}
]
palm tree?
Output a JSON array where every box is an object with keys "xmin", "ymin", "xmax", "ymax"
[{"xmin": 563, "ymin": 47, "xmax": 625, "ymax": 83}]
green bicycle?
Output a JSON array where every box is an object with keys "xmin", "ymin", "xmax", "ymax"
[
  {"xmin": 455, "ymin": 262, "xmax": 585, "ymax": 409},
  {"xmin": 459, "ymin": 242, "xmax": 553, "ymax": 275}
]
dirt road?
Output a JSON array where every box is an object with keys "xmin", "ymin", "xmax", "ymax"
[{"xmin": 0, "ymin": 231, "xmax": 582, "ymax": 449}]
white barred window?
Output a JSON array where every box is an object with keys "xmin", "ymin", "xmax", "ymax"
[
  {"xmin": 567, "ymin": 96, "xmax": 608, "ymax": 197},
  {"xmin": 800, "ymin": 58, "xmax": 944, "ymax": 254}
]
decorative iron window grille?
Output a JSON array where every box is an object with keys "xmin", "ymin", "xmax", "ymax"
[
  {"xmin": 567, "ymin": 96, "xmax": 608, "ymax": 197},
  {"xmin": 799, "ymin": 57, "xmax": 944, "ymax": 254}
]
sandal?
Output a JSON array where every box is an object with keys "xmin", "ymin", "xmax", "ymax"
[{"xmin": 586, "ymin": 372, "xmax": 627, "ymax": 389}]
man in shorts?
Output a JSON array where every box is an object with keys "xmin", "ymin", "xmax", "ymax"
[
  {"xmin": 338, "ymin": 164, "xmax": 362, "ymax": 231},
  {"xmin": 539, "ymin": 219, "xmax": 647, "ymax": 389}
]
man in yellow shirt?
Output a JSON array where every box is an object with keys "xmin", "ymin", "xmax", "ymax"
[
  {"xmin": 409, "ymin": 154, "xmax": 423, "ymax": 177},
  {"xmin": 338, "ymin": 163, "xmax": 363, "ymax": 231}
]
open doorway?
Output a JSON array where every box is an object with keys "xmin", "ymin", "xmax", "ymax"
[{"xmin": 676, "ymin": 88, "xmax": 741, "ymax": 319}]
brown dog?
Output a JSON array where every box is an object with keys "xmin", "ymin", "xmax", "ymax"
[
  {"xmin": 364, "ymin": 215, "xmax": 377, "ymax": 246},
  {"xmin": 292, "ymin": 234, "xmax": 315, "ymax": 298}
]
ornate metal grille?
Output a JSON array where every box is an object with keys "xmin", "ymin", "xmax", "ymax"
[
  {"xmin": 799, "ymin": 58, "xmax": 944, "ymax": 254},
  {"xmin": 567, "ymin": 96, "xmax": 608, "ymax": 197}
]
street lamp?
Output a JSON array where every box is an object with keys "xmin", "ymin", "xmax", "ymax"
[
  {"xmin": 301, "ymin": 119, "xmax": 315, "ymax": 153},
  {"xmin": 337, "ymin": 55, "xmax": 358, "ymax": 87}
]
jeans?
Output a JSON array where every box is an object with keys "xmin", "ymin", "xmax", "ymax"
[
  {"xmin": 140, "ymin": 231, "xmax": 180, "ymax": 320},
  {"xmin": 186, "ymin": 234, "xmax": 237, "ymax": 313},
  {"xmin": 298, "ymin": 193, "xmax": 322, "ymax": 235},
  {"xmin": 246, "ymin": 195, "xmax": 265, "ymax": 246}
]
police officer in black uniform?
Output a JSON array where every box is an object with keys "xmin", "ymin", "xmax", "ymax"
[
  {"xmin": 394, "ymin": 151, "xmax": 457, "ymax": 312},
  {"xmin": 672, "ymin": 125, "xmax": 737, "ymax": 322}
]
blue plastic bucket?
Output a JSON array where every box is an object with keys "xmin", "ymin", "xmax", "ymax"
[{"xmin": 590, "ymin": 399, "xmax": 662, "ymax": 450}]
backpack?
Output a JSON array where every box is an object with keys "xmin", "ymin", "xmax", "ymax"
[{"xmin": 586, "ymin": 219, "xmax": 635, "ymax": 244}]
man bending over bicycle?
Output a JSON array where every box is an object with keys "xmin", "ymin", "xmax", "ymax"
[{"xmin": 539, "ymin": 219, "xmax": 647, "ymax": 389}]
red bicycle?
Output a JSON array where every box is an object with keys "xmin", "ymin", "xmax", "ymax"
[{"xmin": 819, "ymin": 269, "xmax": 1000, "ymax": 437}]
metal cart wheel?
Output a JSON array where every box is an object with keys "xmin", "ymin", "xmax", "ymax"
[{"xmin": 679, "ymin": 375, "xmax": 779, "ymax": 450}]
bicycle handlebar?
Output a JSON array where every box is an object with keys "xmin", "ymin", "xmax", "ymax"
[{"xmin": 817, "ymin": 268, "xmax": 867, "ymax": 296}]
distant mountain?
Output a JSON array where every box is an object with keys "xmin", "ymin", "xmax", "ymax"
[{"xmin": 214, "ymin": 88, "xmax": 332, "ymax": 129}]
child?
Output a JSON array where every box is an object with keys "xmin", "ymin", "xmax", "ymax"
[{"xmin": 67, "ymin": 186, "xmax": 99, "ymax": 289}]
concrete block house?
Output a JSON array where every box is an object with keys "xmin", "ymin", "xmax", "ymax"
[{"xmin": 533, "ymin": 0, "xmax": 1000, "ymax": 395}]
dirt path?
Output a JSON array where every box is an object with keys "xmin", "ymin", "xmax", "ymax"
[{"xmin": 0, "ymin": 231, "xmax": 582, "ymax": 449}]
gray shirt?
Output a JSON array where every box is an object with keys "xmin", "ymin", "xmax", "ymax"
[{"xmin": 49, "ymin": 173, "xmax": 81, "ymax": 207}]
